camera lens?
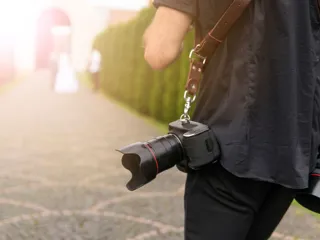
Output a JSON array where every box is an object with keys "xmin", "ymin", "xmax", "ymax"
[{"xmin": 117, "ymin": 134, "xmax": 183, "ymax": 191}]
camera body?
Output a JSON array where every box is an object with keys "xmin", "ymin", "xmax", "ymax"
[
  {"xmin": 295, "ymin": 159, "xmax": 320, "ymax": 214},
  {"xmin": 168, "ymin": 120, "xmax": 220, "ymax": 172},
  {"xmin": 118, "ymin": 119, "xmax": 220, "ymax": 191}
]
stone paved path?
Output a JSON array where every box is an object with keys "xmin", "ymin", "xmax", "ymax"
[{"xmin": 0, "ymin": 70, "xmax": 318, "ymax": 239}]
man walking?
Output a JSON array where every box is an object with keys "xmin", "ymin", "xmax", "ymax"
[
  {"xmin": 88, "ymin": 48, "xmax": 101, "ymax": 92},
  {"xmin": 143, "ymin": 1, "xmax": 320, "ymax": 239}
]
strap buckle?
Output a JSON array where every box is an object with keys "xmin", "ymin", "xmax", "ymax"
[{"xmin": 189, "ymin": 45, "xmax": 207, "ymax": 65}]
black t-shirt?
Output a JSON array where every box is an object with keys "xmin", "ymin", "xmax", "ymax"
[{"xmin": 154, "ymin": 0, "xmax": 320, "ymax": 189}]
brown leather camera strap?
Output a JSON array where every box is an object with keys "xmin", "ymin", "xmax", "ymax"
[{"xmin": 185, "ymin": 0, "xmax": 252, "ymax": 96}]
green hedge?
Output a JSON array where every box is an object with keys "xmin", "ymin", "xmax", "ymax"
[{"xmin": 92, "ymin": 7, "xmax": 195, "ymax": 123}]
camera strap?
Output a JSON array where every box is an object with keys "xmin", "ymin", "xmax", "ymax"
[{"xmin": 181, "ymin": 0, "xmax": 252, "ymax": 121}]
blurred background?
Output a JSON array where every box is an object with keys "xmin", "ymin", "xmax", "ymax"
[
  {"xmin": 0, "ymin": 0, "xmax": 319, "ymax": 239},
  {"xmin": 1, "ymin": 0, "xmax": 150, "ymax": 74}
]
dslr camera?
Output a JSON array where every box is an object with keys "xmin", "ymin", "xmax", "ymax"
[
  {"xmin": 117, "ymin": 119, "xmax": 220, "ymax": 191},
  {"xmin": 295, "ymin": 156, "xmax": 320, "ymax": 214}
]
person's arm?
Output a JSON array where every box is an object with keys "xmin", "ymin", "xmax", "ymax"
[{"xmin": 143, "ymin": 1, "xmax": 195, "ymax": 70}]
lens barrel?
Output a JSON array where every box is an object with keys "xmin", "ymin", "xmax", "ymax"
[{"xmin": 117, "ymin": 134, "xmax": 183, "ymax": 191}]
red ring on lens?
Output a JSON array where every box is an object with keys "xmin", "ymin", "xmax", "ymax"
[
  {"xmin": 311, "ymin": 173, "xmax": 320, "ymax": 177},
  {"xmin": 144, "ymin": 144, "xmax": 159, "ymax": 174}
]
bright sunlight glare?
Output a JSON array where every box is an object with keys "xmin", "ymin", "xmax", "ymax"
[
  {"xmin": 0, "ymin": 1, "xmax": 37, "ymax": 37},
  {"xmin": 0, "ymin": 0, "xmax": 41, "ymax": 70}
]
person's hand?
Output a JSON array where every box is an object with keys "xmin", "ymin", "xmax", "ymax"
[{"xmin": 143, "ymin": 6, "xmax": 193, "ymax": 70}]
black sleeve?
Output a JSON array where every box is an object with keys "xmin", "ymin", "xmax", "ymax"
[{"xmin": 153, "ymin": 0, "xmax": 196, "ymax": 18}]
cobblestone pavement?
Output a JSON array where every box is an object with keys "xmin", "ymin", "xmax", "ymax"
[{"xmin": 0, "ymin": 70, "xmax": 319, "ymax": 239}]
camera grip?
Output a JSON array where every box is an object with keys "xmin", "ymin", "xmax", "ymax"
[{"xmin": 183, "ymin": 129, "xmax": 221, "ymax": 170}]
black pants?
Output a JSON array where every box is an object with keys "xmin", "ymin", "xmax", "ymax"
[
  {"xmin": 184, "ymin": 163, "xmax": 296, "ymax": 240},
  {"xmin": 92, "ymin": 72, "xmax": 100, "ymax": 91},
  {"xmin": 51, "ymin": 65, "xmax": 57, "ymax": 90}
]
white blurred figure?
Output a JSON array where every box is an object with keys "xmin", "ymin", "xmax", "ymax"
[
  {"xmin": 52, "ymin": 26, "xmax": 79, "ymax": 94},
  {"xmin": 54, "ymin": 52, "xmax": 79, "ymax": 93},
  {"xmin": 89, "ymin": 49, "xmax": 101, "ymax": 91}
]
